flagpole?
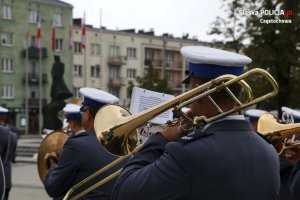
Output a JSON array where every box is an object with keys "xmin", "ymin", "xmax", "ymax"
[
  {"xmin": 82, "ymin": 12, "xmax": 87, "ymax": 87},
  {"xmin": 25, "ymin": 31, "xmax": 29, "ymax": 135},
  {"xmin": 37, "ymin": 18, "xmax": 43, "ymax": 135},
  {"xmin": 69, "ymin": 15, "xmax": 74, "ymax": 96}
]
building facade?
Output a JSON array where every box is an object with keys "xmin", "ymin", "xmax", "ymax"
[
  {"xmin": 0, "ymin": 0, "xmax": 73, "ymax": 134},
  {"xmin": 72, "ymin": 23, "xmax": 209, "ymax": 108},
  {"xmin": 1, "ymin": 0, "xmax": 213, "ymax": 135}
]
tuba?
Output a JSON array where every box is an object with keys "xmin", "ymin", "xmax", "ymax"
[
  {"xmin": 37, "ymin": 131, "xmax": 69, "ymax": 183},
  {"xmin": 64, "ymin": 68, "xmax": 279, "ymax": 200},
  {"xmin": 257, "ymin": 113, "xmax": 300, "ymax": 154}
]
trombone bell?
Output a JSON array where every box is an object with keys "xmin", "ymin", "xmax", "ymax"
[
  {"xmin": 94, "ymin": 105, "xmax": 139, "ymax": 156},
  {"xmin": 257, "ymin": 113, "xmax": 300, "ymax": 154}
]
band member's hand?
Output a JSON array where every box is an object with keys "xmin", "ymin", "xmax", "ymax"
[
  {"xmin": 284, "ymin": 139, "xmax": 300, "ymax": 166},
  {"xmin": 44, "ymin": 152, "xmax": 59, "ymax": 169},
  {"xmin": 160, "ymin": 119, "xmax": 193, "ymax": 141},
  {"xmin": 160, "ymin": 125, "xmax": 182, "ymax": 141}
]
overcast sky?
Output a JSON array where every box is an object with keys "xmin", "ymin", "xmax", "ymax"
[{"xmin": 63, "ymin": 0, "xmax": 225, "ymax": 42}]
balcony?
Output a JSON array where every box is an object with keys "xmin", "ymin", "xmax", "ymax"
[
  {"xmin": 108, "ymin": 77, "xmax": 124, "ymax": 88},
  {"xmin": 165, "ymin": 62, "xmax": 183, "ymax": 71},
  {"xmin": 27, "ymin": 98, "xmax": 47, "ymax": 108},
  {"xmin": 108, "ymin": 56, "xmax": 126, "ymax": 66},
  {"xmin": 144, "ymin": 59, "xmax": 162, "ymax": 67},
  {"xmin": 23, "ymin": 73, "xmax": 48, "ymax": 85},
  {"xmin": 21, "ymin": 46, "xmax": 48, "ymax": 60}
]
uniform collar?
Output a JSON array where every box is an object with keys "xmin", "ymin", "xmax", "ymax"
[{"xmin": 202, "ymin": 115, "xmax": 245, "ymax": 132}]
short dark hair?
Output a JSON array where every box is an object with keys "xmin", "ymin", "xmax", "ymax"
[{"xmin": 190, "ymin": 76, "xmax": 242, "ymax": 109}]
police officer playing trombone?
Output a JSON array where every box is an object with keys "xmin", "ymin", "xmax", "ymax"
[{"xmin": 112, "ymin": 46, "xmax": 280, "ymax": 200}]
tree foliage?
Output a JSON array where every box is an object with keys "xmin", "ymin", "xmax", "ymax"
[
  {"xmin": 127, "ymin": 65, "xmax": 172, "ymax": 98},
  {"xmin": 209, "ymin": 0, "xmax": 300, "ymax": 115},
  {"xmin": 244, "ymin": 0, "xmax": 300, "ymax": 115}
]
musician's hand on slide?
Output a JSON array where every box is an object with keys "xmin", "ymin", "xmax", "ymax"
[
  {"xmin": 285, "ymin": 139, "xmax": 300, "ymax": 166},
  {"xmin": 160, "ymin": 115, "xmax": 194, "ymax": 141}
]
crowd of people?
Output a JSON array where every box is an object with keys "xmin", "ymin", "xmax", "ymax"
[{"xmin": 1, "ymin": 45, "xmax": 300, "ymax": 200}]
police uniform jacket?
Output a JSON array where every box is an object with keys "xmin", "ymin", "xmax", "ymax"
[
  {"xmin": 289, "ymin": 161, "xmax": 300, "ymax": 199},
  {"xmin": 0, "ymin": 158, "xmax": 4, "ymax": 200},
  {"xmin": 112, "ymin": 117, "xmax": 280, "ymax": 200},
  {"xmin": 279, "ymin": 155, "xmax": 295, "ymax": 200},
  {"xmin": 0, "ymin": 125, "xmax": 10, "ymax": 162},
  {"xmin": 44, "ymin": 131, "xmax": 125, "ymax": 199},
  {"xmin": 3, "ymin": 130, "xmax": 17, "ymax": 189}
]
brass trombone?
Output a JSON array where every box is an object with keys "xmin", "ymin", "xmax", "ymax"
[
  {"xmin": 64, "ymin": 68, "xmax": 278, "ymax": 200},
  {"xmin": 257, "ymin": 113, "xmax": 300, "ymax": 154}
]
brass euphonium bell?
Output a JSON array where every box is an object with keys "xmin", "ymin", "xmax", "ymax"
[
  {"xmin": 37, "ymin": 131, "xmax": 69, "ymax": 183},
  {"xmin": 257, "ymin": 113, "xmax": 300, "ymax": 154}
]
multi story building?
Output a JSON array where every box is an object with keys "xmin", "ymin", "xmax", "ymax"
[
  {"xmin": 0, "ymin": 0, "xmax": 72, "ymax": 134},
  {"xmin": 72, "ymin": 21, "xmax": 209, "ymax": 108},
  {"xmin": 1, "ymin": 0, "xmax": 212, "ymax": 135}
]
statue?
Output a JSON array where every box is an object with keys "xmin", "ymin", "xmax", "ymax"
[{"xmin": 42, "ymin": 55, "xmax": 73, "ymax": 131}]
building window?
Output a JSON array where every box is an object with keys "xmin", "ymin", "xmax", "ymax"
[
  {"xmin": 74, "ymin": 42, "xmax": 82, "ymax": 53},
  {"xmin": 109, "ymin": 45, "xmax": 120, "ymax": 57},
  {"xmin": 109, "ymin": 66, "xmax": 120, "ymax": 78},
  {"xmin": 91, "ymin": 65, "xmax": 100, "ymax": 77},
  {"xmin": 1, "ymin": 58, "xmax": 13, "ymax": 73},
  {"xmin": 127, "ymin": 68, "xmax": 136, "ymax": 79},
  {"xmin": 54, "ymin": 13, "xmax": 63, "ymax": 27},
  {"xmin": 127, "ymin": 47, "xmax": 136, "ymax": 59},
  {"xmin": 145, "ymin": 50, "xmax": 154, "ymax": 60},
  {"xmin": 73, "ymin": 87, "xmax": 80, "ymax": 98},
  {"xmin": 91, "ymin": 43, "xmax": 101, "ymax": 56},
  {"xmin": 73, "ymin": 65, "xmax": 82, "ymax": 77},
  {"xmin": 166, "ymin": 52, "xmax": 174, "ymax": 64},
  {"xmin": 1, "ymin": 85, "xmax": 14, "ymax": 99},
  {"xmin": 28, "ymin": 10, "xmax": 38, "ymax": 23},
  {"xmin": 2, "ymin": 5, "xmax": 12, "ymax": 19},
  {"xmin": 55, "ymin": 38, "xmax": 63, "ymax": 51},
  {"xmin": 1, "ymin": 32, "xmax": 13, "ymax": 46}
]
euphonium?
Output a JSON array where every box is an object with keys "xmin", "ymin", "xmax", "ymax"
[
  {"xmin": 257, "ymin": 113, "xmax": 300, "ymax": 154},
  {"xmin": 37, "ymin": 131, "xmax": 69, "ymax": 183}
]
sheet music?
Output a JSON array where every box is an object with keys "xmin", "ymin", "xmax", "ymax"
[{"xmin": 129, "ymin": 87, "xmax": 174, "ymax": 124}]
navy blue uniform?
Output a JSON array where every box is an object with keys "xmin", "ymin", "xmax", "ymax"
[
  {"xmin": 44, "ymin": 131, "xmax": 125, "ymax": 199},
  {"xmin": 279, "ymin": 155, "xmax": 295, "ymax": 200},
  {"xmin": 3, "ymin": 130, "xmax": 17, "ymax": 200},
  {"xmin": 112, "ymin": 118, "xmax": 280, "ymax": 200},
  {"xmin": 290, "ymin": 161, "xmax": 300, "ymax": 199}
]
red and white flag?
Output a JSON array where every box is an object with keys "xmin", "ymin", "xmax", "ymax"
[
  {"xmin": 51, "ymin": 16, "xmax": 56, "ymax": 52},
  {"xmin": 81, "ymin": 12, "xmax": 86, "ymax": 49},
  {"xmin": 69, "ymin": 16, "xmax": 73, "ymax": 50},
  {"xmin": 35, "ymin": 18, "xmax": 42, "ymax": 49}
]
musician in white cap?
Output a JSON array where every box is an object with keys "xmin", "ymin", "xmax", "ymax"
[
  {"xmin": 279, "ymin": 107, "xmax": 300, "ymax": 200},
  {"xmin": 44, "ymin": 88, "xmax": 126, "ymax": 200},
  {"xmin": 112, "ymin": 46, "xmax": 280, "ymax": 200},
  {"xmin": 62, "ymin": 103, "xmax": 84, "ymax": 136},
  {"xmin": 244, "ymin": 108, "xmax": 267, "ymax": 131}
]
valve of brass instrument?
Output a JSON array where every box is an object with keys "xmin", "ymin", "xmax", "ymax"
[{"xmin": 257, "ymin": 113, "xmax": 300, "ymax": 155}]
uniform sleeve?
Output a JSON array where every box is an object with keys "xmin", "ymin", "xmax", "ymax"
[
  {"xmin": 44, "ymin": 139, "xmax": 79, "ymax": 198},
  {"xmin": 112, "ymin": 134, "xmax": 191, "ymax": 200},
  {"xmin": 290, "ymin": 161, "xmax": 300, "ymax": 199}
]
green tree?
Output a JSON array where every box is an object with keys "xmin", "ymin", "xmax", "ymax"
[
  {"xmin": 208, "ymin": 0, "xmax": 253, "ymax": 53},
  {"xmin": 209, "ymin": 0, "xmax": 300, "ymax": 115},
  {"xmin": 244, "ymin": 0, "xmax": 300, "ymax": 115},
  {"xmin": 127, "ymin": 65, "xmax": 172, "ymax": 97}
]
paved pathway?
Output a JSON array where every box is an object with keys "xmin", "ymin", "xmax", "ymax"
[{"xmin": 10, "ymin": 163, "xmax": 50, "ymax": 200}]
